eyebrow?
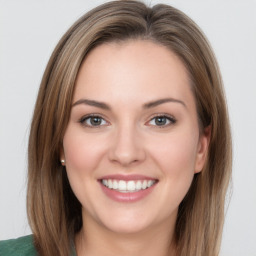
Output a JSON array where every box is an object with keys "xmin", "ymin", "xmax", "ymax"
[
  {"xmin": 72, "ymin": 99, "xmax": 111, "ymax": 110},
  {"xmin": 72, "ymin": 97, "xmax": 186, "ymax": 110},
  {"xmin": 143, "ymin": 98, "xmax": 187, "ymax": 109}
]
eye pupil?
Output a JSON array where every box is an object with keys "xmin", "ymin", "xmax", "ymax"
[
  {"xmin": 155, "ymin": 117, "xmax": 167, "ymax": 125},
  {"xmin": 90, "ymin": 117, "xmax": 102, "ymax": 126}
]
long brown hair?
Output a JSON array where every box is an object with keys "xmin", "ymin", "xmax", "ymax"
[{"xmin": 27, "ymin": 1, "xmax": 232, "ymax": 255}]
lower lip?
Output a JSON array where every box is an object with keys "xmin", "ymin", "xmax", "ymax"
[{"xmin": 100, "ymin": 182, "xmax": 157, "ymax": 203}]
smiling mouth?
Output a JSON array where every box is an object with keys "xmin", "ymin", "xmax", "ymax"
[{"xmin": 100, "ymin": 179, "xmax": 157, "ymax": 193}]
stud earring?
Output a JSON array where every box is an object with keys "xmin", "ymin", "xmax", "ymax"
[{"xmin": 61, "ymin": 159, "xmax": 65, "ymax": 165}]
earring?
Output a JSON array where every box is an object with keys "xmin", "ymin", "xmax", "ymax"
[{"xmin": 61, "ymin": 159, "xmax": 65, "ymax": 165}]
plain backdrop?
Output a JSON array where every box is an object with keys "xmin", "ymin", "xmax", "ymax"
[{"xmin": 0, "ymin": 0, "xmax": 256, "ymax": 255}]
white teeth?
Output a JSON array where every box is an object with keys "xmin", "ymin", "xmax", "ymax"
[
  {"xmin": 108, "ymin": 179, "xmax": 113, "ymax": 189},
  {"xmin": 136, "ymin": 181, "xmax": 142, "ymax": 190},
  {"xmin": 142, "ymin": 180, "xmax": 147, "ymax": 189},
  {"xmin": 119, "ymin": 180, "xmax": 126, "ymax": 191},
  {"xmin": 147, "ymin": 180, "xmax": 154, "ymax": 187},
  {"xmin": 127, "ymin": 181, "xmax": 136, "ymax": 191},
  {"xmin": 101, "ymin": 179, "xmax": 156, "ymax": 192},
  {"xmin": 113, "ymin": 180, "xmax": 118, "ymax": 189}
]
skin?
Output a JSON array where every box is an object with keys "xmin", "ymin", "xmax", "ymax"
[{"xmin": 61, "ymin": 40, "xmax": 210, "ymax": 256}]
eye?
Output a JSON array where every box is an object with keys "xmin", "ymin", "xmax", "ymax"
[
  {"xmin": 148, "ymin": 115, "xmax": 176, "ymax": 127},
  {"xmin": 79, "ymin": 115, "xmax": 108, "ymax": 127}
]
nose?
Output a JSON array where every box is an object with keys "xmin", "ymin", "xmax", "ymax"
[{"xmin": 108, "ymin": 123, "xmax": 146, "ymax": 166}]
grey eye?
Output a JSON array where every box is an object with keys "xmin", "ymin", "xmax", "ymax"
[
  {"xmin": 80, "ymin": 116, "xmax": 108, "ymax": 127},
  {"xmin": 148, "ymin": 115, "xmax": 176, "ymax": 127}
]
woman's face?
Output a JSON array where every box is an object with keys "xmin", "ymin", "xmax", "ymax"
[{"xmin": 62, "ymin": 40, "xmax": 209, "ymax": 235}]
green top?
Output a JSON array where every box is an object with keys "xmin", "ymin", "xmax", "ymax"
[{"xmin": 0, "ymin": 235, "xmax": 77, "ymax": 256}]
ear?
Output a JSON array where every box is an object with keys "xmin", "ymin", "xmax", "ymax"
[{"xmin": 194, "ymin": 126, "xmax": 211, "ymax": 173}]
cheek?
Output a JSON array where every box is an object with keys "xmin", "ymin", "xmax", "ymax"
[
  {"xmin": 62, "ymin": 127, "xmax": 107, "ymax": 176},
  {"xmin": 62, "ymin": 127, "xmax": 109, "ymax": 208},
  {"xmin": 150, "ymin": 131, "xmax": 199, "ymax": 208},
  {"xmin": 148, "ymin": 129, "xmax": 199, "ymax": 178}
]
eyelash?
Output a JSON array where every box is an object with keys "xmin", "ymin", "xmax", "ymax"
[
  {"xmin": 78, "ymin": 114, "xmax": 177, "ymax": 128},
  {"xmin": 79, "ymin": 114, "xmax": 109, "ymax": 128},
  {"xmin": 147, "ymin": 114, "xmax": 177, "ymax": 128}
]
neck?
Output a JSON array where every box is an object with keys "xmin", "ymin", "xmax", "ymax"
[{"xmin": 75, "ymin": 213, "xmax": 177, "ymax": 256}]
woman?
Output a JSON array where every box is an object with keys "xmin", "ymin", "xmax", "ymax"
[{"xmin": 0, "ymin": 1, "xmax": 232, "ymax": 255}]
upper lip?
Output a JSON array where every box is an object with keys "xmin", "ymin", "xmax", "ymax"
[{"xmin": 98, "ymin": 174, "xmax": 158, "ymax": 181}]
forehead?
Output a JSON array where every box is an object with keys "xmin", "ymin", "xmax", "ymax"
[{"xmin": 73, "ymin": 40, "xmax": 195, "ymax": 109}]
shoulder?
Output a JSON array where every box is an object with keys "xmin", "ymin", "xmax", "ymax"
[{"xmin": 0, "ymin": 235, "xmax": 37, "ymax": 256}]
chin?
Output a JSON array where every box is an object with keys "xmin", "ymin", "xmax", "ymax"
[
  {"xmin": 91, "ymin": 208, "xmax": 154, "ymax": 235},
  {"xmin": 104, "ymin": 220, "xmax": 151, "ymax": 235}
]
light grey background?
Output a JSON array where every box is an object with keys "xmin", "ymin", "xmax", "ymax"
[{"xmin": 0, "ymin": 1, "xmax": 256, "ymax": 255}]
